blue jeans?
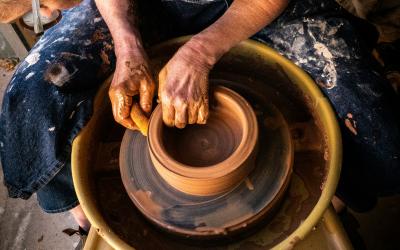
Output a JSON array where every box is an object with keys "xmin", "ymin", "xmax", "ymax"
[{"xmin": 1, "ymin": 0, "xmax": 399, "ymax": 212}]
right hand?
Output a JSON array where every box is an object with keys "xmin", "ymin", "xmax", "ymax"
[{"xmin": 109, "ymin": 51, "xmax": 156, "ymax": 134}]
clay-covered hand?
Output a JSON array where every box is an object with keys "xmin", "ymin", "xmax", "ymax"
[
  {"xmin": 109, "ymin": 52, "xmax": 155, "ymax": 134},
  {"xmin": 158, "ymin": 40, "xmax": 215, "ymax": 128}
]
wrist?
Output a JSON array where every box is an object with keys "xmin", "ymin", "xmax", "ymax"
[
  {"xmin": 188, "ymin": 33, "xmax": 230, "ymax": 66},
  {"xmin": 113, "ymin": 28, "xmax": 145, "ymax": 58}
]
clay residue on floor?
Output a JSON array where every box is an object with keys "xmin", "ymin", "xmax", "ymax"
[{"xmin": 0, "ymin": 58, "xmax": 19, "ymax": 71}]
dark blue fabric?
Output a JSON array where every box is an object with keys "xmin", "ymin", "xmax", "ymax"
[
  {"xmin": 0, "ymin": 0, "xmax": 116, "ymax": 199},
  {"xmin": 0, "ymin": 0, "xmax": 399, "ymax": 212},
  {"xmin": 36, "ymin": 161, "xmax": 79, "ymax": 213},
  {"xmin": 252, "ymin": 0, "xmax": 400, "ymax": 210}
]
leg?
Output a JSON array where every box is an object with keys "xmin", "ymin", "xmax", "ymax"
[
  {"xmin": 36, "ymin": 161, "xmax": 90, "ymax": 230},
  {"xmin": 0, "ymin": 0, "xmax": 115, "ymax": 199},
  {"xmin": 254, "ymin": 0, "xmax": 400, "ymax": 211},
  {"xmin": 70, "ymin": 205, "xmax": 91, "ymax": 231}
]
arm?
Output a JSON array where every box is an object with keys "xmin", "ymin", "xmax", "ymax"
[
  {"xmin": 190, "ymin": 0, "xmax": 288, "ymax": 65},
  {"xmin": 95, "ymin": 0, "xmax": 155, "ymax": 133},
  {"xmin": 159, "ymin": 0, "xmax": 288, "ymax": 128}
]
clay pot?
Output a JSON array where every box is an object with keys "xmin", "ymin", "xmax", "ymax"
[{"xmin": 148, "ymin": 86, "xmax": 259, "ymax": 196}]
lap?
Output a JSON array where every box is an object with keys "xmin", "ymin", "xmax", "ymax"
[
  {"xmin": 0, "ymin": 0, "xmax": 116, "ymax": 198},
  {"xmin": 2, "ymin": 0, "xmax": 399, "ymax": 205},
  {"xmin": 254, "ymin": 0, "xmax": 400, "ymax": 198}
]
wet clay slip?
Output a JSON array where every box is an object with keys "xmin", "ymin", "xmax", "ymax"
[
  {"xmin": 119, "ymin": 84, "xmax": 294, "ymax": 238},
  {"xmin": 148, "ymin": 86, "xmax": 259, "ymax": 196}
]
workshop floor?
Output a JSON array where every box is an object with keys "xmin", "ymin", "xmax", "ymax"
[{"xmin": 1, "ymin": 68, "xmax": 400, "ymax": 250}]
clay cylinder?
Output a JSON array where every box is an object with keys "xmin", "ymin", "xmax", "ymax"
[{"xmin": 148, "ymin": 86, "xmax": 259, "ymax": 196}]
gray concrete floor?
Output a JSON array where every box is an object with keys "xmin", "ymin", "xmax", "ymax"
[
  {"xmin": 0, "ymin": 66, "xmax": 399, "ymax": 250},
  {"xmin": 0, "ymin": 68, "xmax": 80, "ymax": 250}
]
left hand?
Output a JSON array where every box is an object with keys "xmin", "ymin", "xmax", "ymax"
[{"xmin": 158, "ymin": 39, "xmax": 215, "ymax": 128}]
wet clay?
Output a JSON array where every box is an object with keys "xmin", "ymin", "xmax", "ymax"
[
  {"xmin": 119, "ymin": 83, "xmax": 294, "ymax": 239},
  {"xmin": 83, "ymin": 40, "xmax": 336, "ymax": 248},
  {"xmin": 162, "ymin": 108, "xmax": 241, "ymax": 167},
  {"xmin": 148, "ymin": 86, "xmax": 259, "ymax": 196}
]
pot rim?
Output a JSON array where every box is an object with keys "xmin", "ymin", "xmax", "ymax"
[{"xmin": 147, "ymin": 86, "xmax": 259, "ymax": 179}]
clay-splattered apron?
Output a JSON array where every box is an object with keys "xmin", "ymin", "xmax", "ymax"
[{"xmin": 0, "ymin": 0, "xmax": 399, "ymax": 212}]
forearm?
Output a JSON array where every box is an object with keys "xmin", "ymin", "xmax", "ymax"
[
  {"xmin": 94, "ymin": 0, "xmax": 143, "ymax": 57},
  {"xmin": 190, "ymin": 0, "xmax": 289, "ymax": 66}
]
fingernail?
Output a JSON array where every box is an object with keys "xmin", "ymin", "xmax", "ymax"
[{"xmin": 176, "ymin": 123, "xmax": 186, "ymax": 129}]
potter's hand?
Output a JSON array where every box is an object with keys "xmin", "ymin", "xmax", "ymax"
[
  {"xmin": 109, "ymin": 52, "xmax": 155, "ymax": 133},
  {"xmin": 159, "ymin": 40, "xmax": 215, "ymax": 128}
]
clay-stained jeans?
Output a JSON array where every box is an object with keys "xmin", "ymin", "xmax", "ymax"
[{"xmin": 0, "ymin": 0, "xmax": 399, "ymax": 212}]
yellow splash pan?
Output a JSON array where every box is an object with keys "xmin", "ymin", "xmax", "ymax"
[{"xmin": 72, "ymin": 37, "xmax": 343, "ymax": 249}]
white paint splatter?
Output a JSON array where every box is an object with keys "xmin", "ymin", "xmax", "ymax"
[
  {"xmin": 292, "ymin": 37, "xmax": 306, "ymax": 54},
  {"xmin": 94, "ymin": 17, "xmax": 102, "ymax": 23},
  {"xmin": 314, "ymin": 42, "xmax": 333, "ymax": 59},
  {"xmin": 321, "ymin": 64, "xmax": 337, "ymax": 88},
  {"xmin": 83, "ymin": 40, "xmax": 92, "ymax": 46},
  {"xmin": 76, "ymin": 100, "xmax": 85, "ymax": 107},
  {"xmin": 50, "ymin": 37, "xmax": 70, "ymax": 44},
  {"xmin": 69, "ymin": 110, "xmax": 76, "ymax": 119},
  {"xmin": 7, "ymin": 84, "xmax": 14, "ymax": 93},
  {"xmin": 48, "ymin": 127, "xmax": 55, "ymax": 132},
  {"xmin": 29, "ymin": 39, "xmax": 47, "ymax": 54},
  {"xmin": 25, "ymin": 53, "xmax": 40, "ymax": 67},
  {"xmin": 24, "ymin": 72, "xmax": 35, "ymax": 80}
]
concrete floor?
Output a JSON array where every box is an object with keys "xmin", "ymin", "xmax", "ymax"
[{"xmin": 0, "ymin": 66, "xmax": 400, "ymax": 250}]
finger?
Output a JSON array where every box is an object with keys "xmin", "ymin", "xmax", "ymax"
[
  {"xmin": 158, "ymin": 68, "xmax": 167, "ymax": 102},
  {"xmin": 119, "ymin": 117, "xmax": 138, "ymax": 131},
  {"xmin": 162, "ymin": 101, "xmax": 175, "ymax": 127},
  {"xmin": 174, "ymin": 100, "xmax": 188, "ymax": 129},
  {"xmin": 197, "ymin": 99, "xmax": 209, "ymax": 124},
  {"xmin": 188, "ymin": 101, "xmax": 200, "ymax": 125},
  {"xmin": 110, "ymin": 89, "xmax": 132, "ymax": 121},
  {"xmin": 130, "ymin": 102, "xmax": 149, "ymax": 136},
  {"xmin": 139, "ymin": 75, "xmax": 156, "ymax": 115}
]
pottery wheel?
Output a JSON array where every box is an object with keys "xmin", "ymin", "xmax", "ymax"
[{"xmin": 120, "ymin": 86, "xmax": 294, "ymax": 239}]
